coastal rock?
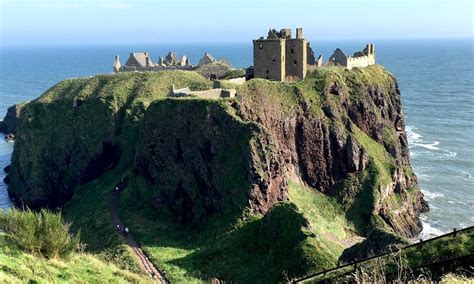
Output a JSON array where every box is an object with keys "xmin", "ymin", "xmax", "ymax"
[
  {"xmin": 0, "ymin": 103, "xmax": 24, "ymax": 135},
  {"xmin": 236, "ymin": 66, "xmax": 427, "ymax": 238},
  {"xmin": 4, "ymin": 133, "xmax": 15, "ymax": 143},
  {"xmin": 7, "ymin": 66, "xmax": 427, "ymax": 238},
  {"xmin": 338, "ymin": 228, "xmax": 409, "ymax": 264},
  {"xmin": 135, "ymin": 100, "xmax": 286, "ymax": 224}
]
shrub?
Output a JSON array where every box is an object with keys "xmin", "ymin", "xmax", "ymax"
[
  {"xmin": 0, "ymin": 209, "xmax": 80, "ymax": 259},
  {"xmin": 221, "ymin": 68, "xmax": 246, "ymax": 80}
]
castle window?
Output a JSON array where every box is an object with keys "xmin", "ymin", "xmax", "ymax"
[
  {"xmin": 291, "ymin": 49, "xmax": 294, "ymax": 54},
  {"xmin": 266, "ymin": 69, "xmax": 269, "ymax": 74},
  {"xmin": 259, "ymin": 44, "xmax": 263, "ymax": 49},
  {"xmin": 294, "ymin": 60, "xmax": 297, "ymax": 65},
  {"xmin": 272, "ymin": 57, "xmax": 276, "ymax": 62}
]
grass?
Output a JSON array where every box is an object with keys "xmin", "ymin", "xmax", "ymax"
[
  {"xmin": 340, "ymin": 126, "xmax": 398, "ymax": 234},
  {"xmin": 63, "ymin": 163, "xmax": 140, "ymax": 272},
  {"xmin": 0, "ymin": 234, "xmax": 152, "ymax": 283},
  {"xmin": 220, "ymin": 68, "xmax": 246, "ymax": 80},
  {"xmin": 0, "ymin": 209, "xmax": 80, "ymax": 259},
  {"xmin": 118, "ymin": 177, "xmax": 340, "ymax": 283},
  {"xmin": 287, "ymin": 181, "xmax": 355, "ymax": 242},
  {"xmin": 300, "ymin": 227, "xmax": 474, "ymax": 283},
  {"xmin": 113, "ymin": 177, "xmax": 359, "ymax": 282},
  {"xmin": 441, "ymin": 273, "xmax": 474, "ymax": 283}
]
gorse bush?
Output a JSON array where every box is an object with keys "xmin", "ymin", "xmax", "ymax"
[{"xmin": 0, "ymin": 209, "xmax": 80, "ymax": 259}]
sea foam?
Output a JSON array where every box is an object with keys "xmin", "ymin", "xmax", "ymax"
[{"xmin": 420, "ymin": 220, "xmax": 444, "ymax": 239}]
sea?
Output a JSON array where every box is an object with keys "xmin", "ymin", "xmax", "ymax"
[{"xmin": 0, "ymin": 39, "xmax": 473, "ymax": 239}]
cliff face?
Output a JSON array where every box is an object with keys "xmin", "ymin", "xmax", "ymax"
[
  {"xmin": 236, "ymin": 67, "xmax": 428, "ymax": 238},
  {"xmin": 6, "ymin": 66, "xmax": 427, "ymax": 238},
  {"xmin": 0, "ymin": 103, "xmax": 24, "ymax": 135},
  {"xmin": 134, "ymin": 99, "xmax": 286, "ymax": 224}
]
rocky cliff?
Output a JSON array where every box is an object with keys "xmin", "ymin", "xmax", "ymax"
[
  {"xmin": 0, "ymin": 103, "xmax": 25, "ymax": 135},
  {"xmin": 5, "ymin": 66, "xmax": 427, "ymax": 246}
]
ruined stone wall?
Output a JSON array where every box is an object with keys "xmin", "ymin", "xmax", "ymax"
[
  {"xmin": 328, "ymin": 49, "xmax": 348, "ymax": 67},
  {"xmin": 344, "ymin": 44, "xmax": 375, "ymax": 70},
  {"xmin": 120, "ymin": 65, "xmax": 194, "ymax": 72},
  {"xmin": 253, "ymin": 39, "xmax": 285, "ymax": 81},
  {"xmin": 169, "ymin": 88, "xmax": 236, "ymax": 99},
  {"xmin": 346, "ymin": 53, "xmax": 375, "ymax": 70},
  {"xmin": 285, "ymin": 39, "xmax": 307, "ymax": 80}
]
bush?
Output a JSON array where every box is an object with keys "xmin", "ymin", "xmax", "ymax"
[
  {"xmin": 0, "ymin": 209, "xmax": 80, "ymax": 259},
  {"xmin": 221, "ymin": 69, "xmax": 246, "ymax": 80}
]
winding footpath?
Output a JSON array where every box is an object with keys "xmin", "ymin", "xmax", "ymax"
[{"xmin": 107, "ymin": 190, "xmax": 167, "ymax": 283}]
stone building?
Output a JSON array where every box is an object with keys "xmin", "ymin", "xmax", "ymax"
[
  {"xmin": 328, "ymin": 44, "xmax": 375, "ymax": 69},
  {"xmin": 198, "ymin": 52, "xmax": 217, "ymax": 66},
  {"xmin": 114, "ymin": 51, "xmax": 193, "ymax": 72},
  {"xmin": 253, "ymin": 28, "xmax": 317, "ymax": 81}
]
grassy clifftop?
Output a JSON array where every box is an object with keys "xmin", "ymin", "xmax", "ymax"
[{"xmin": 4, "ymin": 66, "xmax": 429, "ymax": 282}]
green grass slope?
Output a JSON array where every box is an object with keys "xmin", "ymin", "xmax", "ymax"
[{"xmin": 0, "ymin": 234, "xmax": 152, "ymax": 283}]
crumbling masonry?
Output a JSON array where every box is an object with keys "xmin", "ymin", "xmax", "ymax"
[
  {"xmin": 328, "ymin": 44, "xmax": 375, "ymax": 70},
  {"xmin": 253, "ymin": 28, "xmax": 315, "ymax": 81},
  {"xmin": 253, "ymin": 28, "xmax": 376, "ymax": 81}
]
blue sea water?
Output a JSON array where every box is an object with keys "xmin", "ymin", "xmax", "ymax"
[{"xmin": 0, "ymin": 39, "xmax": 473, "ymax": 238}]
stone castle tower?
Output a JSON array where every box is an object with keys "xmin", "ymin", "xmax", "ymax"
[{"xmin": 253, "ymin": 28, "xmax": 308, "ymax": 81}]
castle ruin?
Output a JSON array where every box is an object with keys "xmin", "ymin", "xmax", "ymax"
[
  {"xmin": 253, "ymin": 28, "xmax": 376, "ymax": 81},
  {"xmin": 328, "ymin": 44, "xmax": 375, "ymax": 70},
  {"xmin": 114, "ymin": 51, "xmax": 193, "ymax": 73},
  {"xmin": 253, "ymin": 28, "xmax": 316, "ymax": 81}
]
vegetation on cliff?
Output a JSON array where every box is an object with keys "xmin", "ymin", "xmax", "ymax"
[
  {"xmin": 0, "ymin": 209, "xmax": 150, "ymax": 283},
  {"xmin": 301, "ymin": 227, "xmax": 474, "ymax": 283},
  {"xmin": 3, "ymin": 65, "xmax": 432, "ymax": 282},
  {"xmin": 0, "ymin": 209, "xmax": 80, "ymax": 259}
]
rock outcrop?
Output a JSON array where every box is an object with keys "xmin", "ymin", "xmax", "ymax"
[
  {"xmin": 235, "ymin": 67, "xmax": 428, "ymax": 238},
  {"xmin": 135, "ymin": 100, "xmax": 286, "ymax": 224},
  {"xmin": 0, "ymin": 103, "xmax": 24, "ymax": 136},
  {"xmin": 6, "ymin": 66, "xmax": 427, "ymax": 238}
]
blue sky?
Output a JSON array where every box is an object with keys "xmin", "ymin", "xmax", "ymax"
[{"xmin": 0, "ymin": 0, "xmax": 472, "ymax": 45}]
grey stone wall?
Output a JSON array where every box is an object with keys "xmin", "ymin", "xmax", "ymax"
[
  {"xmin": 285, "ymin": 39, "xmax": 307, "ymax": 80},
  {"xmin": 253, "ymin": 39, "xmax": 285, "ymax": 81}
]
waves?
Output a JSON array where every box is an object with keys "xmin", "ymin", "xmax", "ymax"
[
  {"xmin": 406, "ymin": 125, "xmax": 474, "ymax": 238},
  {"xmin": 406, "ymin": 126, "xmax": 457, "ymax": 158},
  {"xmin": 420, "ymin": 219, "xmax": 445, "ymax": 240},
  {"xmin": 421, "ymin": 190, "xmax": 444, "ymax": 200}
]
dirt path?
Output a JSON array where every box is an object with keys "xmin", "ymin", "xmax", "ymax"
[{"xmin": 108, "ymin": 190, "xmax": 167, "ymax": 283}]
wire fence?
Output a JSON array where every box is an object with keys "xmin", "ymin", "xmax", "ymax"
[{"xmin": 293, "ymin": 225, "xmax": 474, "ymax": 283}]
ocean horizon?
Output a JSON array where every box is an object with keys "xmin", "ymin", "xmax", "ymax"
[{"xmin": 1, "ymin": 38, "xmax": 473, "ymax": 239}]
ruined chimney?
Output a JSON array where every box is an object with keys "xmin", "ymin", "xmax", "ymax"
[
  {"xmin": 296, "ymin": 28, "xmax": 303, "ymax": 39},
  {"xmin": 113, "ymin": 55, "xmax": 121, "ymax": 73}
]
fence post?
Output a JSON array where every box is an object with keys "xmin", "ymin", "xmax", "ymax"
[{"xmin": 453, "ymin": 228, "xmax": 457, "ymax": 237}]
